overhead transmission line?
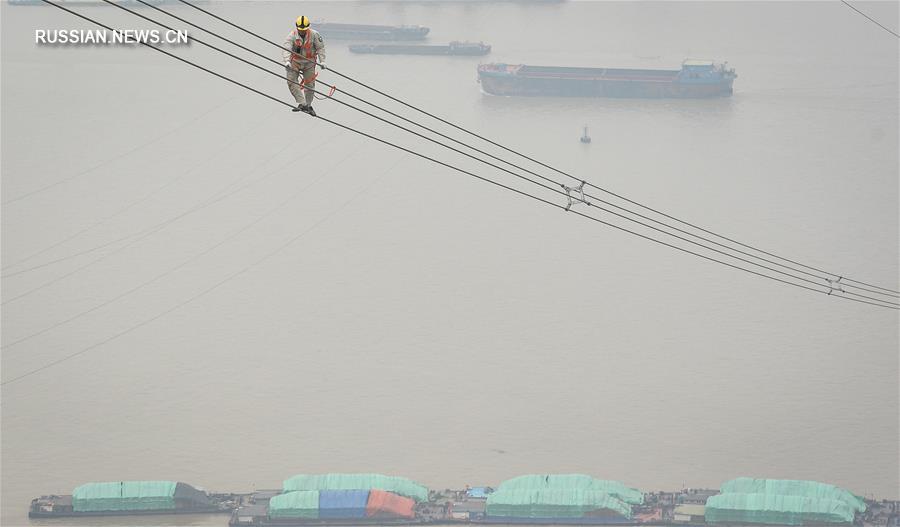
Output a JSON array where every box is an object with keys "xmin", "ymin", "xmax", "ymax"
[
  {"xmin": 6, "ymin": 0, "xmax": 893, "ymax": 388},
  {"xmin": 2, "ymin": 139, "xmax": 366, "ymax": 352},
  {"xmin": 118, "ymin": 0, "xmax": 898, "ymax": 302},
  {"xmin": 1, "ymin": 121, "xmax": 360, "ymax": 306},
  {"xmin": 8, "ymin": 3, "xmax": 893, "ymax": 389},
  {"xmin": 1, "ymin": 98, "xmax": 267, "ymax": 274},
  {"xmin": 15, "ymin": 5, "xmax": 896, "ymax": 392},
  {"xmin": 1, "ymin": 108, "xmax": 361, "ymax": 285},
  {"xmin": 105, "ymin": 0, "xmax": 898, "ymax": 306},
  {"xmin": 34, "ymin": 0, "xmax": 898, "ymax": 311},
  {"xmin": 1, "ymin": 93, "xmax": 230, "ymax": 207},
  {"xmin": 1, "ymin": 151, "xmax": 407, "ymax": 387},
  {"xmin": 173, "ymin": 0, "xmax": 900, "ymax": 299},
  {"xmin": 840, "ymin": 0, "xmax": 900, "ymax": 39}
]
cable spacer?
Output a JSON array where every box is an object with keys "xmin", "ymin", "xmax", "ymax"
[
  {"xmin": 561, "ymin": 180, "xmax": 589, "ymax": 211},
  {"xmin": 826, "ymin": 276, "xmax": 845, "ymax": 295}
]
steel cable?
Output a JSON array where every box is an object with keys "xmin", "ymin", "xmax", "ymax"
[
  {"xmin": 31, "ymin": 0, "xmax": 900, "ymax": 312},
  {"xmin": 120, "ymin": 0, "xmax": 896, "ymax": 302},
  {"xmin": 99, "ymin": 0, "xmax": 898, "ymax": 306},
  {"xmin": 173, "ymin": 0, "xmax": 899, "ymax": 297},
  {"xmin": 10, "ymin": 0, "xmax": 893, "ymax": 390},
  {"xmin": 2, "ymin": 122, "xmax": 360, "ymax": 305}
]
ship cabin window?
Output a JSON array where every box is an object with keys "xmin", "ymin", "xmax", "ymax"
[{"xmin": 682, "ymin": 61, "xmax": 716, "ymax": 78}]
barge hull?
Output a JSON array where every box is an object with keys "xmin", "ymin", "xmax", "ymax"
[
  {"xmin": 479, "ymin": 75, "xmax": 732, "ymax": 98},
  {"xmin": 350, "ymin": 44, "xmax": 490, "ymax": 55},
  {"xmin": 232, "ymin": 521, "xmax": 640, "ymax": 527},
  {"xmin": 477, "ymin": 63, "xmax": 735, "ymax": 98},
  {"xmin": 29, "ymin": 507, "xmax": 225, "ymax": 518},
  {"xmin": 232, "ymin": 518, "xmax": 423, "ymax": 527},
  {"xmin": 475, "ymin": 517, "xmax": 636, "ymax": 525}
]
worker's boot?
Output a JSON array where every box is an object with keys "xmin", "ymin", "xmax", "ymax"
[
  {"xmin": 292, "ymin": 103, "xmax": 306, "ymax": 113},
  {"xmin": 304, "ymin": 106, "xmax": 317, "ymax": 117}
]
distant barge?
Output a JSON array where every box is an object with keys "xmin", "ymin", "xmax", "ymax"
[
  {"xmin": 349, "ymin": 42, "xmax": 491, "ymax": 56},
  {"xmin": 477, "ymin": 60, "xmax": 736, "ymax": 98},
  {"xmin": 313, "ymin": 22, "xmax": 429, "ymax": 41},
  {"xmin": 28, "ymin": 481, "xmax": 237, "ymax": 518}
]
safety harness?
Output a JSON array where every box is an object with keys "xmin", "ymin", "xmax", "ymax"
[
  {"xmin": 291, "ymin": 30, "xmax": 335, "ymax": 100},
  {"xmin": 291, "ymin": 30, "xmax": 317, "ymax": 62}
]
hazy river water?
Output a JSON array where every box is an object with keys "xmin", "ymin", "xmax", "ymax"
[{"xmin": 2, "ymin": 1, "xmax": 898, "ymax": 526}]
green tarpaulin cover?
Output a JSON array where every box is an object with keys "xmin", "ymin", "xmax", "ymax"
[
  {"xmin": 720, "ymin": 478, "xmax": 865, "ymax": 513},
  {"xmin": 486, "ymin": 489, "xmax": 633, "ymax": 519},
  {"xmin": 283, "ymin": 474, "xmax": 428, "ymax": 502},
  {"xmin": 269, "ymin": 491, "xmax": 320, "ymax": 519},
  {"xmin": 72, "ymin": 481, "xmax": 177, "ymax": 512},
  {"xmin": 706, "ymin": 493, "xmax": 855, "ymax": 525},
  {"xmin": 496, "ymin": 474, "xmax": 643, "ymax": 505}
]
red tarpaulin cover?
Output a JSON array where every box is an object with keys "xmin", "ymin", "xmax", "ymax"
[{"xmin": 366, "ymin": 490, "xmax": 415, "ymax": 519}]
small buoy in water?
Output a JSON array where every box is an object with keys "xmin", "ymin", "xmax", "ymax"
[{"xmin": 580, "ymin": 125, "xmax": 591, "ymax": 144}]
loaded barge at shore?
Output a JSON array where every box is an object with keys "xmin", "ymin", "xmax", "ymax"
[
  {"xmin": 350, "ymin": 42, "xmax": 491, "ymax": 56},
  {"xmin": 28, "ymin": 481, "xmax": 238, "ymax": 518},
  {"xmin": 477, "ymin": 60, "xmax": 736, "ymax": 98},
  {"xmin": 28, "ymin": 475, "xmax": 896, "ymax": 527},
  {"xmin": 313, "ymin": 22, "xmax": 429, "ymax": 41}
]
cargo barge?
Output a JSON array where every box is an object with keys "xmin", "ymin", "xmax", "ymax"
[
  {"xmin": 313, "ymin": 22, "xmax": 429, "ymax": 41},
  {"xmin": 28, "ymin": 481, "xmax": 238, "ymax": 518},
  {"xmin": 349, "ymin": 42, "xmax": 491, "ymax": 56},
  {"xmin": 230, "ymin": 480, "xmax": 439, "ymax": 527},
  {"xmin": 477, "ymin": 60, "xmax": 736, "ymax": 98},
  {"xmin": 29, "ymin": 475, "xmax": 894, "ymax": 527}
]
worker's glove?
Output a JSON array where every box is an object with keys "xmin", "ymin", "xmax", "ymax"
[
  {"xmin": 284, "ymin": 60, "xmax": 291, "ymax": 68},
  {"xmin": 319, "ymin": 62, "xmax": 327, "ymax": 70}
]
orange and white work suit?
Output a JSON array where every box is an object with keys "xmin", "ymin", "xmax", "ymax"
[{"xmin": 283, "ymin": 28, "xmax": 326, "ymax": 107}]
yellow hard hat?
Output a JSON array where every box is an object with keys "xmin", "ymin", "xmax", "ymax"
[{"xmin": 295, "ymin": 16, "xmax": 310, "ymax": 30}]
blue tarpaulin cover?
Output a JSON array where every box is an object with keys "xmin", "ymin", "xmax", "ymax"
[
  {"xmin": 468, "ymin": 487, "xmax": 494, "ymax": 498},
  {"xmin": 318, "ymin": 490, "xmax": 370, "ymax": 519}
]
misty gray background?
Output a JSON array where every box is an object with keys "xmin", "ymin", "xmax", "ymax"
[{"xmin": 2, "ymin": 1, "xmax": 898, "ymax": 526}]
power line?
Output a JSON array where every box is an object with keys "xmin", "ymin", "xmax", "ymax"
[
  {"xmin": 2, "ymin": 122, "xmax": 359, "ymax": 306},
  {"xmin": 88, "ymin": 0, "xmax": 900, "ymax": 306},
  {"xmin": 2, "ymin": 139, "xmax": 366, "ymax": 351},
  {"xmin": 111, "ymin": 0, "xmax": 899, "ymax": 303},
  {"xmin": 1, "ymin": 93, "xmax": 229, "ymax": 207},
  {"xmin": 1, "ymin": 99, "xmax": 267, "ymax": 274},
  {"xmin": 30, "ymin": 0, "xmax": 900, "ymax": 308},
  {"xmin": 1, "ymin": 152, "xmax": 407, "ymax": 387},
  {"xmin": 173, "ymin": 0, "xmax": 900, "ymax": 297},
  {"xmin": 100, "ymin": 0, "xmax": 565, "ymax": 203},
  {"xmin": 840, "ymin": 0, "xmax": 900, "ymax": 39},
  {"xmin": 34, "ymin": 0, "xmax": 900, "ymax": 311},
  {"xmin": 1, "ymin": 112, "xmax": 358, "ymax": 284},
  {"xmin": 8, "ymin": 0, "xmax": 891, "ymax": 390},
  {"xmin": 119, "ymin": 0, "xmax": 891, "ymax": 302},
  {"xmin": 316, "ymin": 115, "xmax": 898, "ymax": 310}
]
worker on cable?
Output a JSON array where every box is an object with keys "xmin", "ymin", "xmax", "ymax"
[{"xmin": 283, "ymin": 16, "xmax": 326, "ymax": 116}]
